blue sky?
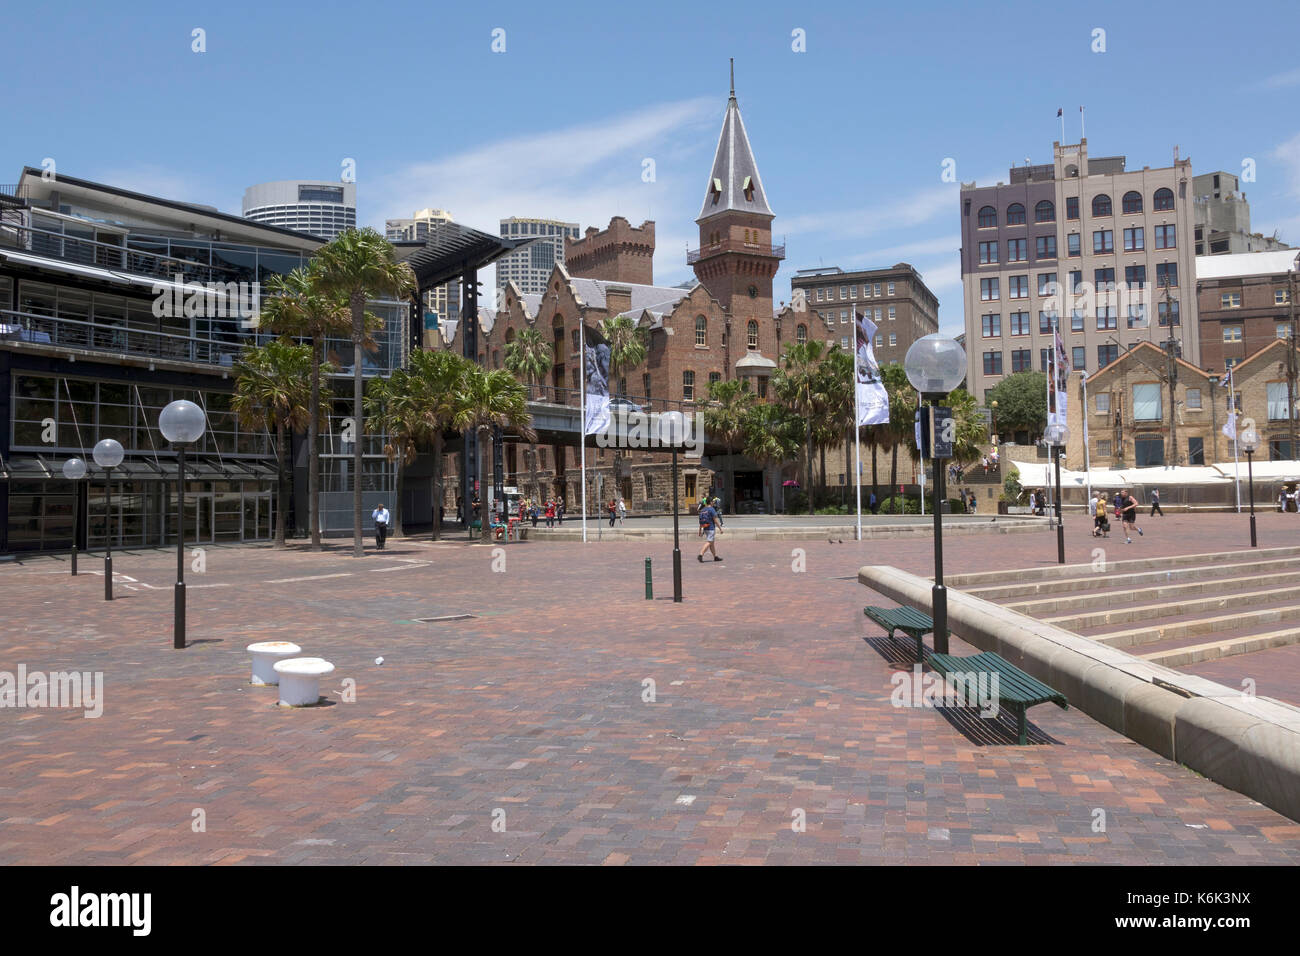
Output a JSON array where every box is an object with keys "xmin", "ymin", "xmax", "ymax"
[{"xmin": 6, "ymin": 0, "xmax": 1299, "ymax": 335}]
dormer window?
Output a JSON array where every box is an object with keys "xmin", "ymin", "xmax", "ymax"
[
  {"xmin": 742, "ymin": 176, "xmax": 755, "ymax": 202},
  {"xmin": 709, "ymin": 178, "xmax": 722, "ymax": 205}
]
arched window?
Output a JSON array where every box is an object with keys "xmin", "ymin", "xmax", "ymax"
[
  {"xmin": 1034, "ymin": 200, "xmax": 1055, "ymax": 223},
  {"xmin": 1122, "ymin": 191, "xmax": 1143, "ymax": 214},
  {"xmin": 493, "ymin": 349, "xmax": 500, "ymax": 368},
  {"xmin": 504, "ymin": 327, "xmax": 515, "ymax": 344},
  {"xmin": 796, "ymin": 323, "xmax": 807, "ymax": 344},
  {"xmin": 747, "ymin": 320, "xmax": 759, "ymax": 349},
  {"xmin": 977, "ymin": 206, "xmax": 997, "ymax": 228},
  {"xmin": 1153, "ymin": 187, "xmax": 1174, "ymax": 211},
  {"xmin": 695, "ymin": 315, "xmax": 708, "ymax": 346},
  {"xmin": 1092, "ymin": 194, "xmax": 1112, "ymax": 217},
  {"xmin": 1006, "ymin": 203, "xmax": 1025, "ymax": 225}
]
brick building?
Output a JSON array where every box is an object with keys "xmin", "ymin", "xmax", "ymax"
[
  {"xmin": 1196, "ymin": 250, "xmax": 1299, "ymax": 373},
  {"xmin": 1071, "ymin": 336, "xmax": 1300, "ymax": 469},
  {"xmin": 439, "ymin": 74, "xmax": 801, "ymax": 514},
  {"xmin": 789, "ymin": 264, "xmax": 939, "ymax": 365},
  {"xmin": 564, "ymin": 217, "xmax": 655, "ymax": 285}
]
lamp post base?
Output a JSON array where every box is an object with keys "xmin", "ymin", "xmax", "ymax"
[
  {"xmin": 104, "ymin": 555, "xmax": 113, "ymax": 601},
  {"xmin": 71, "ymin": 546, "xmax": 77, "ymax": 576},
  {"xmin": 932, "ymin": 583, "xmax": 948, "ymax": 654},
  {"xmin": 1250, "ymin": 515, "xmax": 1258, "ymax": 549},
  {"xmin": 174, "ymin": 581, "xmax": 186, "ymax": 649}
]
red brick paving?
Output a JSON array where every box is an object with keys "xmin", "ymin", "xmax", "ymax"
[{"xmin": 0, "ymin": 512, "xmax": 1297, "ymax": 865}]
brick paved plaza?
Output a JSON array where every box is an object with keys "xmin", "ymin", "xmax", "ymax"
[{"xmin": 1, "ymin": 512, "xmax": 1299, "ymax": 865}]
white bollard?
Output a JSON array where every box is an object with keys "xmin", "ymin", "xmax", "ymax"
[
  {"xmin": 247, "ymin": 641, "xmax": 303, "ymax": 686},
  {"xmin": 273, "ymin": 657, "xmax": 335, "ymax": 707}
]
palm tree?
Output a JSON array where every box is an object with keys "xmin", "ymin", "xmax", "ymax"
[
  {"xmin": 408, "ymin": 348, "xmax": 471, "ymax": 540},
  {"xmin": 774, "ymin": 340, "xmax": 827, "ymax": 515},
  {"xmin": 453, "ymin": 367, "xmax": 536, "ymax": 542},
  {"xmin": 740, "ymin": 400, "xmax": 802, "ymax": 513},
  {"xmin": 257, "ymin": 267, "xmax": 350, "ymax": 551},
  {"xmin": 702, "ymin": 378, "xmax": 755, "ymax": 513},
  {"xmin": 598, "ymin": 313, "xmax": 648, "ymax": 500},
  {"xmin": 231, "ymin": 340, "xmax": 330, "ymax": 548},
  {"xmin": 312, "ymin": 228, "xmax": 417, "ymax": 557},
  {"xmin": 880, "ymin": 363, "xmax": 917, "ymax": 514},
  {"xmin": 504, "ymin": 327, "xmax": 553, "ymax": 499},
  {"xmin": 363, "ymin": 372, "xmax": 418, "ymax": 538},
  {"xmin": 816, "ymin": 348, "xmax": 855, "ymax": 505}
]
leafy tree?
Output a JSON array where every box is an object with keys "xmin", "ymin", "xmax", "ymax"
[
  {"xmin": 880, "ymin": 363, "xmax": 917, "ymax": 514},
  {"xmin": 814, "ymin": 347, "xmax": 855, "ymax": 504},
  {"xmin": 257, "ymin": 267, "xmax": 351, "ymax": 550},
  {"xmin": 702, "ymin": 378, "xmax": 755, "ymax": 512},
  {"xmin": 598, "ymin": 313, "xmax": 649, "ymax": 500},
  {"xmin": 231, "ymin": 340, "xmax": 331, "ymax": 548},
  {"xmin": 453, "ymin": 368, "xmax": 536, "ymax": 542},
  {"xmin": 945, "ymin": 387, "xmax": 990, "ymax": 467},
  {"xmin": 504, "ymin": 327, "xmax": 553, "ymax": 500},
  {"xmin": 774, "ymin": 339, "xmax": 828, "ymax": 515},
  {"xmin": 986, "ymin": 371, "xmax": 1047, "ymax": 439},
  {"xmin": 312, "ymin": 228, "xmax": 417, "ymax": 556},
  {"xmin": 740, "ymin": 400, "xmax": 803, "ymax": 512}
]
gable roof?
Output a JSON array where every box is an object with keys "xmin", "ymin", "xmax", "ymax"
[
  {"xmin": 1088, "ymin": 339, "xmax": 1212, "ymax": 381},
  {"xmin": 697, "ymin": 80, "xmax": 773, "ymax": 222}
]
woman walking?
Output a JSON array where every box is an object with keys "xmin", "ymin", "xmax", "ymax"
[{"xmin": 1120, "ymin": 488, "xmax": 1143, "ymax": 543}]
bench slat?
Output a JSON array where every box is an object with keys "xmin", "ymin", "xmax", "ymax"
[{"xmin": 930, "ymin": 652, "xmax": 1067, "ymax": 709}]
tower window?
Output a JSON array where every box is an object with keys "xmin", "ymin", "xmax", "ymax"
[
  {"xmin": 742, "ymin": 176, "xmax": 755, "ymax": 201},
  {"xmin": 747, "ymin": 320, "xmax": 759, "ymax": 349}
]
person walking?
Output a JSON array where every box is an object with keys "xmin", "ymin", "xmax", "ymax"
[
  {"xmin": 1150, "ymin": 488, "xmax": 1164, "ymax": 517},
  {"xmin": 607, "ymin": 498, "xmax": 616, "ymax": 527},
  {"xmin": 616, "ymin": 496, "xmax": 627, "ymax": 526},
  {"xmin": 371, "ymin": 502, "xmax": 391, "ymax": 550},
  {"xmin": 556, "ymin": 495, "xmax": 565, "ymax": 525},
  {"xmin": 968, "ymin": 490, "xmax": 977, "ymax": 514},
  {"xmin": 1120, "ymin": 488, "xmax": 1143, "ymax": 543},
  {"xmin": 697, "ymin": 499, "xmax": 722, "ymax": 562},
  {"xmin": 545, "ymin": 499, "xmax": 555, "ymax": 528}
]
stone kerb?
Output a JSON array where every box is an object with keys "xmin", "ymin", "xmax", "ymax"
[{"xmin": 857, "ymin": 563, "xmax": 1300, "ymax": 822}]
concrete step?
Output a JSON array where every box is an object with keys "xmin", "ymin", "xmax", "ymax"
[
  {"xmin": 1038, "ymin": 581, "xmax": 1300, "ymax": 629},
  {"xmin": 1090, "ymin": 602, "xmax": 1300, "ymax": 650},
  {"xmin": 1003, "ymin": 568, "xmax": 1300, "ymax": 617},
  {"xmin": 969, "ymin": 556, "xmax": 1299, "ymax": 602},
  {"xmin": 946, "ymin": 544, "xmax": 1300, "ymax": 588},
  {"xmin": 1140, "ymin": 627, "xmax": 1300, "ymax": 668}
]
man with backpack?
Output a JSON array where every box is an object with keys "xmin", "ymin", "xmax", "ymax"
[{"xmin": 697, "ymin": 500, "xmax": 722, "ymax": 563}]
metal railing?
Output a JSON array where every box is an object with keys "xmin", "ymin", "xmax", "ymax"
[
  {"xmin": 0, "ymin": 308, "xmax": 253, "ymax": 366},
  {"xmin": 686, "ymin": 239, "xmax": 786, "ymax": 264},
  {"xmin": 7, "ymin": 222, "xmax": 256, "ymax": 286},
  {"xmin": 524, "ymin": 384, "xmax": 695, "ymax": 415}
]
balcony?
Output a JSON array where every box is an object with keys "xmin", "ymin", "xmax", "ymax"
[
  {"xmin": 2, "ymin": 308, "xmax": 254, "ymax": 368},
  {"xmin": 687, "ymin": 239, "xmax": 786, "ymax": 265}
]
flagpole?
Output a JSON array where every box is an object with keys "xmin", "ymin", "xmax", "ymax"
[
  {"xmin": 1231, "ymin": 369, "xmax": 1241, "ymax": 512},
  {"xmin": 1059, "ymin": 108, "xmax": 1065, "ymax": 143},
  {"xmin": 853, "ymin": 318, "xmax": 862, "ymax": 541},
  {"xmin": 579, "ymin": 319, "xmax": 588, "ymax": 543},
  {"xmin": 1082, "ymin": 373, "xmax": 1092, "ymax": 505},
  {"xmin": 1047, "ymin": 314, "xmax": 1055, "ymax": 526}
]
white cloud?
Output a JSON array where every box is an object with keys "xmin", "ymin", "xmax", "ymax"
[
  {"xmin": 366, "ymin": 98, "xmax": 718, "ymax": 289},
  {"xmin": 781, "ymin": 184, "xmax": 959, "ymax": 241},
  {"xmin": 1259, "ymin": 67, "xmax": 1300, "ymax": 90},
  {"xmin": 1271, "ymin": 131, "xmax": 1300, "ymax": 200}
]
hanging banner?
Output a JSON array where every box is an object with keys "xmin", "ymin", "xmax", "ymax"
[
  {"xmin": 1048, "ymin": 323, "xmax": 1069, "ymax": 428},
  {"xmin": 584, "ymin": 341, "xmax": 611, "ymax": 435},
  {"xmin": 855, "ymin": 312, "xmax": 890, "ymax": 426}
]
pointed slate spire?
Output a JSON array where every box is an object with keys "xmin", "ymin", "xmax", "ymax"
[{"xmin": 698, "ymin": 62, "xmax": 773, "ymax": 222}]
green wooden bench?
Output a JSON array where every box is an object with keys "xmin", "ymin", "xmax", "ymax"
[
  {"xmin": 928, "ymin": 651, "xmax": 1068, "ymax": 745},
  {"xmin": 863, "ymin": 605, "xmax": 935, "ymax": 662}
]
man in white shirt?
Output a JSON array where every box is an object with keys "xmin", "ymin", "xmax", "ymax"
[{"xmin": 371, "ymin": 503, "xmax": 391, "ymax": 550}]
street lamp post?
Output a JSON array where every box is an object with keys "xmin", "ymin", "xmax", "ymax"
[
  {"xmin": 904, "ymin": 334, "xmax": 967, "ymax": 654},
  {"xmin": 62, "ymin": 457, "xmax": 87, "ymax": 575},
  {"xmin": 1241, "ymin": 424, "xmax": 1259, "ymax": 548},
  {"xmin": 92, "ymin": 439, "xmax": 124, "ymax": 600},
  {"xmin": 1046, "ymin": 422, "xmax": 1069, "ymax": 564},
  {"xmin": 663, "ymin": 411, "xmax": 685, "ymax": 602},
  {"xmin": 990, "ymin": 399, "xmax": 999, "ymax": 445},
  {"xmin": 160, "ymin": 400, "xmax": 208, "ymax": 649}
]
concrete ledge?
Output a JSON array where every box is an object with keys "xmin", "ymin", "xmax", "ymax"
[{"xmin": 858, "ymin": 563, "xmax": 1300, "ymax": 822}]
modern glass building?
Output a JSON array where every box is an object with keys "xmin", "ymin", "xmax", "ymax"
[
  {"xmin": 242, "ymin": 180, "xmax": 357, "ymax": 241},
  {"xmin": 1, "ymin": 168, "xmax": 404, "ymax": 555},
  {"xmin": 496, "ymin": 217, "xmax": 579, "ymax": 296}
]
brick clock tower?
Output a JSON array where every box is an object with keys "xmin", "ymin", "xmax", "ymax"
[{"xmin": 690, "ymin": 61, "xmax": 784, "ymax": 373}]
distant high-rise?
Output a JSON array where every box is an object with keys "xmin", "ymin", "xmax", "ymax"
[
  {"xmin": 496, "ymin": 217, "xmax": 580, "ymax": 295},
  {"xmin": 242, "ymin": 180, "xmax": 356, "ymax": 240},
  {"xmin": 387, "ymin": 208, "xmax": 459, "ymax": 343}
]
